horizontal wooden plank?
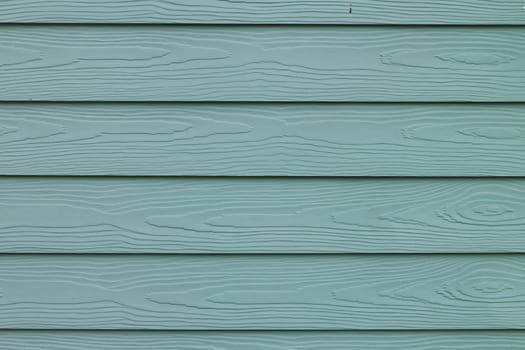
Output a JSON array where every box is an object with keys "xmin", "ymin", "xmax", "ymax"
[
  {"xmin": 2, "ymin": 178, "xmax": 525, "ymax": 253},
  {"xmin": 2, "ymin": 331, "xmax": 525, "ymax": 349},
  {"xmin": 1, "ymin": 26, "xmax": 525, "ymax": 101},
  {"xmin": 1, "ymin": 0, "xmax": 524, "ymax": 24},
  {"xmin": 2, "ymin": 103, "xmax": 525, "ymax": 176},
  {"xmin": 0, "ymin": 254, "xmax": 524, "ymax": 329}
]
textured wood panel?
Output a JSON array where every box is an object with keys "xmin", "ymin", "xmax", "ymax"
[
  {"xmin": 2, "ymin": 331, "xmax": 525, "ymax": 349},
  {"xmin": 1, "ymin": 0, "xmax": 524, "ymax": 24},
  {"xmin": 2, "ymin": 178, "xmax": 525, "ymax": 253},
  {"xmin": 2, "ymin": 103, "xmax": 525, "ymax": 176},
  {"xmin": 2, "ymin": 26, "xmax": 525, "ymax": 101},
  {"xmin": 0, "ymin": 254, "xmax": 524, "ymax": 329}
]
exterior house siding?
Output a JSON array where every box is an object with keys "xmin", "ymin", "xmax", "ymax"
[{"xmin": 1, "ymin": 1, "xmax": 524, "ymax": 348}]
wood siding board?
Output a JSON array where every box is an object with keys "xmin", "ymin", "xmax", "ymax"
[
  {"xmin": 1, "ymin": 178, "xmax": 525, "ymax": 253},
  {"xmin": 1, "ymin": 331, "xmax": 525, "ymax": 349},
  {"xmin": 0, "ymin": 254, "xmax": 524, "ymax": 329},
  {"xmin": 1, "ymin": 26, "xmax": 525, "ymax": 101},
  {"xmin": 1, "ymin": 103, "xmax": 525, "ymax": 176},
  {"xmin": 0, "ymin": 0, "xmax": 524, "ymax": 24}
]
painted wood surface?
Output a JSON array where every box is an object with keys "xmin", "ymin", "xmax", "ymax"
[
  {"xmin": 2, "ymin": 178, "xmax": 525, "ymax": 253},
  {"xmin": 2, "ymin": 26, "xmax": 525, "ymax": 102},
  {"xmin": 2, "ymin": 331, "xmax": 525, "ymax": 349},
  {"xmin": 1, "ymin": 0, "xmax": 524, "ymax": 24},
  {"xmin": 2, "ymin": 103, "xmax": 525, "ymax": 176},
  {"xmin": 0, "ymin": 254, "xmax": 524, "ymax": 329}
]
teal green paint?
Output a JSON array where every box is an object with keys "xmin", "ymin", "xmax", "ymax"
[
  {"xmin": 1, "ymin": 2, "xmax": 521, "ymax": 344},
  {"xmin": 0, "ymin": 177, "xmax": 524, "ymax": 253},
  {"xmin": 1, "ymin": 0, "xmax": 524, "ymax": 24},
  {"xmin": 1, "ymin": 103, "xmax": 525, "ymax": 176},
  {"xmin": 1, "ymin": 331, "xmax": 525, "ymax": 349},
  {"xmin": 0, "ymin": 254, "xmax": 524, "ymax": 329},
  {"xmin": 1, "ymin": 26, "xmax": 524, "ymax": 101}
]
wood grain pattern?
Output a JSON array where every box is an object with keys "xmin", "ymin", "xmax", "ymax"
[
  {"xmin": 1, "ymin": 0, "xmax": 524, "ymax": 24},
  {"xmin": 1, "ymin": 26, "xmax": 525, "ymax": 101},
  {"xmin": 2, "ymin": 103, "xmax": 525, "ymax": 176},
  {"xmin": 0, "ymin": 254, "xmax": 524, "ymax": 329},
  {"xmin": 2, "ymin": 178, "xmax": 525, "ymax": 253},
  {"xmin": 2, "ymin": 331, "xmax": 525, "ymax": 349}
]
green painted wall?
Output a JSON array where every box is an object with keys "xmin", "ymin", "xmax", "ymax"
[{"xmin": 1, "ymin": 0, "xmax": 524, "ymax": 347}]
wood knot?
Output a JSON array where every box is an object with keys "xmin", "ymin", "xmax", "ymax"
[{"xmin": 472, "ymin": 204, "xmax": 513, "ymax": 217}]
